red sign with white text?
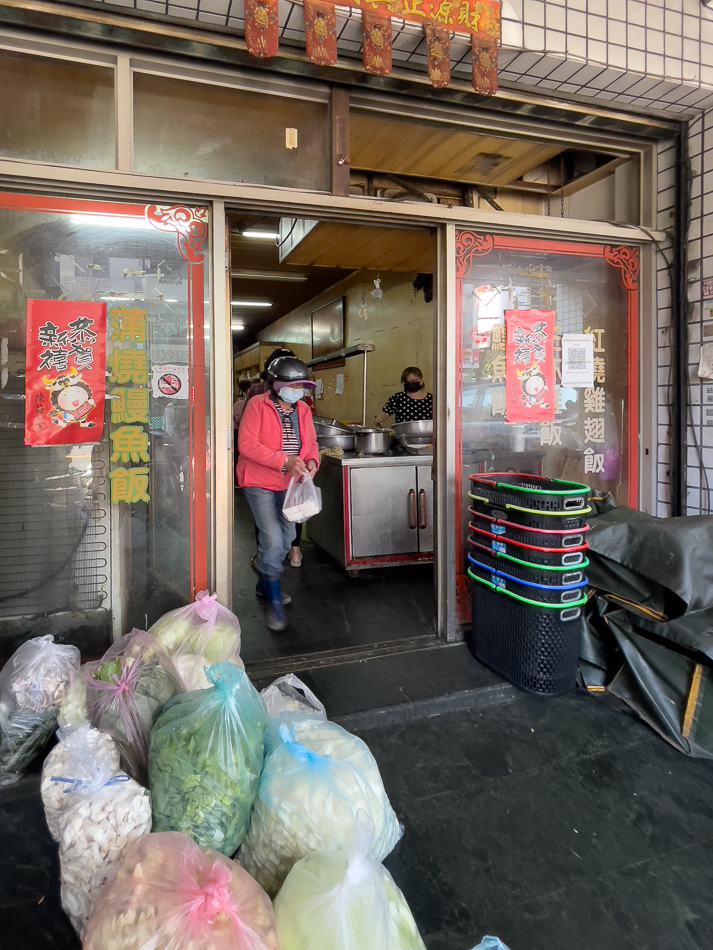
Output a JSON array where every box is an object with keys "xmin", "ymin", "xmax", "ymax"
[
  {"xmin": 505, "ymin": 309, "xmax": 555, "ymax": 424},
  {"xmin": 24, "ymin": 300, "xmax": 107, "ymax": 445}
]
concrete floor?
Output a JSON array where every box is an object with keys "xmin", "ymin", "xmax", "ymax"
[{"xmin": 2, "ymin": 654, "xmax": 713, "ymax": 949}]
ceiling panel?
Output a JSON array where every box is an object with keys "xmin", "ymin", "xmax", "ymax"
[
  {"xmin": 349, "ymin": 113, "xmax": 564, "ymax": 186},
  {"xmin": 281, "ymin": 222, "xmax": 434, "ymax": 273}
]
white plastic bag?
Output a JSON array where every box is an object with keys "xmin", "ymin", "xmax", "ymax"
[
  {"xmin": 57, "ymin": 662, "xmax": 92, "ymax": 728},
  {"xmin": 238, "ymin": 718, "xmax": 402, "ymax": 897},
  {"xmin": 58, "ymin": 759, "xmax": 151, "ymax": 935},
  {"xmin": 282, "ymin": 476, "xmax": 322, "ymax": 523},
  {"xmin": 260, "ymin": 674, "xmax": 327, "ymax": 720},
  {"xmin": 0, "ymin": 635, "xmax": 80, "ymax": 786},
  {"xmin": 41, "ymin": 722, "xmax": 120, "ymax": 841},
  {"xmin": 274, "ymin": 822, "xmax": 426, "ymax": 950}
]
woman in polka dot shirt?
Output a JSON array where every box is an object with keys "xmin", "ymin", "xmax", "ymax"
[{"xmin": 374, "ymin": 366, "xmax": 433, "ymax": 426}]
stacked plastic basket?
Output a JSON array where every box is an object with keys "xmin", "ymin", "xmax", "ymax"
[{"xmin": 467, "ymin": 473, "xmax": 591, "ymax": 696}]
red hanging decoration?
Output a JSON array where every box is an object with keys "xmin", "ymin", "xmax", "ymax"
[
  {"xmin": 424, "ymin": 22, "xmax": 450, "ymax": 88},
  {"xmin": 244, "ymin": 0, "xmax": 279, "ymax": 58},
  {"xmin": 362, "ymin": 10, "xmax": 392, "ymax": 76},
  {"xmin": 305, "ymin": 0, "xmax": 338, "ymax": 66},
  {"xmin": 471, "ymin": 37, "xmax": 498, "ymax": 96}
]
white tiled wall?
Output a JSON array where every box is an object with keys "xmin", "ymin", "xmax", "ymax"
[
  {"xmin": 685, "ymin": 111, "xmax": 713, "ymax": 516},
  {"xmin": 497, "ymin": 0, "xmax": 713, "ymax": 116}
]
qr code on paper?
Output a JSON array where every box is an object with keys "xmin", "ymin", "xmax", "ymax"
[{"xmin": 566, "ymin": 347, "xmax": 587, "ymax": 370}]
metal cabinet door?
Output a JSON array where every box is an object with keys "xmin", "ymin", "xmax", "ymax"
[
  {"xmin": 416, "ymin": 464, "xmax": 434, "ymax": 553},
  {"xmin": 349, "ymin": 465, "xmax": 418, "ymax": 557}
]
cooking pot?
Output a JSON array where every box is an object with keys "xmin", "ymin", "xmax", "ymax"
[{"xmin": 352, "ymin": 427, "xmax": 393, "ymax": 455}]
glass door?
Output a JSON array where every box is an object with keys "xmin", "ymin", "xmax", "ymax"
[
  {"xmin": 454, "ymin": 231, "xmax": 639, "ymax": 622},
  {"xmin": 0, "ymin": 192, "xmax": 212, "ymax": 659}
]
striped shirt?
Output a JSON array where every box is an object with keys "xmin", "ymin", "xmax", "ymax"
[{"xmin": 275, "ymin": 401, "xmax": 302, "ymax": 456}]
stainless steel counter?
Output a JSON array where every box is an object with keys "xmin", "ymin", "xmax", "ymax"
[
  {"xmin": 319, "ymin": 451, "xmax": 433, "ymax": 468},
  {"xmin": 308, "ymin": 452, "xmax": 434, "ymax": 572}
]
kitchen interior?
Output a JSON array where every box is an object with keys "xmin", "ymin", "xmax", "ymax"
[
  {"xmin": 231, "ymin": 212, "xmax": 437, "ymax": 668},
  {"xmin": 231, "ymin": 110, "xmax": 642, "ymax": 667}
]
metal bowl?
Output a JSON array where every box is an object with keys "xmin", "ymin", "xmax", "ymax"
[
  {"xmin": 392, "ymin": 420, "xmax": 433, "ymax": 449},
  {"xmin": 352, "ymin": 427, "xmax": 393, "ymax": 455},
  {"xmin": 317, "ymin": 432, "xmax": 355, "ymax": 451},
  {"xmin": 314, "ymin": 416, "xmax": 352, "ymax": 436}
]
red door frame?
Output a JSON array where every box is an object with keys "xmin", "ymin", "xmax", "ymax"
[
  {"xmin": 0, "ymin": 191, "xmax": 210, "ymax": 596},
  {"xmin": 454, "ymin": 231, "xmax": 640, "ymax": 623}
]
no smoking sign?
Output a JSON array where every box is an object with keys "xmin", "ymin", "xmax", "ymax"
[{"xmin": 151, "ymin": 364, "xmax": 189, "ymax": 399}]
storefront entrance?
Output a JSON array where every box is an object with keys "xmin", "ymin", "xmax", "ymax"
[{"xmin": 228, "ymin": 214, "xmax": 438, "ymax": 668}]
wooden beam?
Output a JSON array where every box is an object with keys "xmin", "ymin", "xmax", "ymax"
[{"xmin": 331, "ymin": 87, "xmax": 350, "ymax": 198}]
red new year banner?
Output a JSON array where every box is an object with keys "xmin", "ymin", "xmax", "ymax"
[
  {"xmin": 326, "ymin": 0, "xmax": 500, "ymax": 38},
  {"xmin": 505, "ymin": 309, "xmax": 555, "ymax": 424},
  {"xmin": 25, "ymin": 300, "xmax": 107, "ymax": 446}
]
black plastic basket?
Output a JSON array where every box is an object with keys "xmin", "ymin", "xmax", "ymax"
[
  {"xmin": 468, "ymin": 572, "xmax": 583, "ymax": 696},
  {"xmin": 467, "ymin": 554, "xmax": 587, "ymax": 605},
  {"xmin": 468, "ymin": 509, "xmax": 589, "ymax": 553},
  {"xmin": 468, "ymin": 521, "xmax": 586, "ymax": 567},
  {"xmin": 467, "ymin": 538, "xmax": 587, "ymax": 586},
  {"xmin": 468, "ymin": 493, "xmax": 591, "ymax": 531},
  {"xmin": 469, "ymin": 473, "xmax": 590, "ymax": 512}
]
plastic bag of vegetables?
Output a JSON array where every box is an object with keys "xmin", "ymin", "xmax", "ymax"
[
  {"xmin": 58, "ymin": 761, "xmax": 151, "ymax": 934},
  {"xmin": 57, "ymin": 662, "xmax": 92, "ymax": 728},
  {"xmin": 273, "ymin": 821, "xmax": 426, "ymax": 950},
  {"xmin": 86, "ymin": 630, "xmax": 183, "ymax": 786},
  {"xmin": 83, "ymin": 831, "xmax": 280, "ymax": 950},
  {"xmin": 148, "ymin": 591, "xmax": 243, "ymax": 692},
  {"xmin": 0, "ymin": 635, "xmax": 80, "ymax": 786},
  {"xmin": 238, "ymin": 717, "xmax": 401, "ymax": 896},
  {"xmin": 41, "ymin": 722, "xmax": 120, "ymax": 841},
  {"xmin": 149, "ymin": 662, "xmax": 267, "ymax": 856},
  {"xmin": 260, "ymin": 674, "xmax": 326, "ymax": 721}
]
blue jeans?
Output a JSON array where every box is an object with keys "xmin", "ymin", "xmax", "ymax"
[{"xmin": 242, "ymin": 486, "xmax": 294, "ymax": 580}]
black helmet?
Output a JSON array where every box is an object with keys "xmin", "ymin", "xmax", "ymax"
[
  {"xmin": 267, "ymin": 356, "xmax": 316, "ymax": 390},
  {"xmin": 260, "ymin": 347, "xmax": 294, "ymax": 380}
]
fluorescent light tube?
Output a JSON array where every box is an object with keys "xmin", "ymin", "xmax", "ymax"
[
  {"xmin": 231, "ymin": 300, "xmax": 272, "ymax": 308},
  {"xmin": 231, "ymin": 324, "xmax": 245, "ymax": 331},
  {"xmin": 240, "ymin": 229, "xmax": 279, "ymax": 240}
]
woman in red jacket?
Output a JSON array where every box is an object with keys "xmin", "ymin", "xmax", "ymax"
[{"xmin": 236, "ymin": 356, "xmax": 319, "ymax": 632}]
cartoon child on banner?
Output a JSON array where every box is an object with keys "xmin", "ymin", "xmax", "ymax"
[
  {"xmin": 43, "ymin": 367, "xmax": 96, "ymax": 428},
  {"xmin": 504, "ymin": 309, "xmax": 556, "ymax": 424},
  {"xmin": 517, "ymin": 362, "xmax": 550, "ymax": 411}
]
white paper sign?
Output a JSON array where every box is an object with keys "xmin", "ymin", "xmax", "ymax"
[
  {"xmin": 699, "ymin": 343, "xmax": 713, "ymax": 381},
  {"xmin": 151, "ymin": 364, "xmax": 189, "ymax": 399},
  {"xmin": 560, "ymin": 334, "xmax": 595, "ymax": 388},
  {"xmin": 335, "ymin": 373, "xmax": 345, "ymax": 395}
]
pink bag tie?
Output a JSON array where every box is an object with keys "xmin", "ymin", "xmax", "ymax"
[
  {"xmin": 183, "ymin": 861, "xmax": 242, "ymax": 934},
  {"xmin": 194, "ymin": 591, "xmax": 220, "ymax": 625},
  {"xmin": 89, "ymin": 659, "xmax": 148, "ymax": 765}
]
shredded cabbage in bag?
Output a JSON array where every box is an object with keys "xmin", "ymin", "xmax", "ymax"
[
  {"xmin": 238, "ymin": 718, "xmax": 401, "ymax": 896},
  {"xmin": 149, "ymin": 662, "xmax": 267, "ymax": 856}
]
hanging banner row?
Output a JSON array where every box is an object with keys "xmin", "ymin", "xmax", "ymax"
[{"xmin": 245, "ymin": 0, "xmax": 500, "ymax": 93}]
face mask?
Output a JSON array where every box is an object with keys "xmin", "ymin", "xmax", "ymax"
[
  {"xmin": 404, "ymin": 381, "xmax": 422, "ymax": 394},
  {"xmin": 279, "ymin": 386, "xmax": 305, "ymax": 404}
]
